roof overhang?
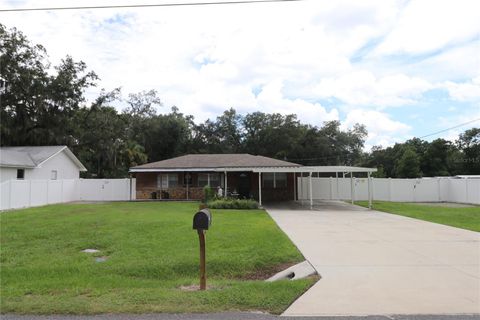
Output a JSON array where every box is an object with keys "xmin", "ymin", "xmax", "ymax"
[
  {"xmin": 0, "ymin": 164, "xmax": 36, "ymax": 169},
  {"xmin": 252, "ymin": 166, "xmax": 377, "ymax": 173},
  {"xmin": 130, "ymin": 165, "xmax": 376, "ymax": 173}
]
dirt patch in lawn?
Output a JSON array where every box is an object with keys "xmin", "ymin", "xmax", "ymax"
[{"xmin": 241, "ymin": 262, "xmax": 298, "ymax": 280}]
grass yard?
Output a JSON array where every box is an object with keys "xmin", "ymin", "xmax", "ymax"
[
  {"xmin": 0, "ymin": 202, "xmax": 314, "ymax": 314},
  {"xmin": 356, "ymin": 201, "xmax": 480, "ymax": 232}
]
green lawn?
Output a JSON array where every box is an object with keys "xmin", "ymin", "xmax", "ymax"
[
  {"xmin": 356, "ymin": 201, "xmax": 480, "ymax": 232},
  {"xmin": 0, "ymin": 202, "xmax": 314, "ymax": 314}
]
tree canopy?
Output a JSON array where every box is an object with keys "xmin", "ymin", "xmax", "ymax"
[{"xmin": 1, "ymin": 24, "xmax": 478, "ymax": 178}]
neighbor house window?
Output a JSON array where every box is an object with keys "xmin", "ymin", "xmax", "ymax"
[
  {"xmin": 276, "ymin": 173, "xmax": 287, "ymax": 188},
  {"xmin": 16, "ymin": 169, "xmax": 25, "ymax": 180},
  {"xmin": 51, "ymin": 170, "xmax": 58, "ymax": 180},
  {"xmin": 158, "ymin": 173, "xmax": 179, "ymax": 188},
  {"xmin": 262, "ymin": 173, "xmax": 274, "ymax": 188}
]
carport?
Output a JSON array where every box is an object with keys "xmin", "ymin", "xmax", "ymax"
[{"xmin": 253, "ymin": 166, "xmax": 377, "ymax": 209}]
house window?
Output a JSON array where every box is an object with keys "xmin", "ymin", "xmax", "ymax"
[
  {"xmin": 198, "ymin": 173, "xmax": 209, "ymax": 187},
  {"xmin": 209, "ymin": 173, "xmax": 220, "ymax": 188},
  {"xmin": 198, "ymin": 173, "xmax": 221, "ymax": 188},
  {"xmin": 51, "ymin": 170, "xmax": 58, "ymax": 180},
  {"xmin": 262, "ymin": 173, "xmax": 274, "ymax": 188},
  {"xmin": 262, "ymin": 173, "xmax": 287, "ymax": 188},
  {"xmin": 158, "ymin": 173, "xmax": 179, "ymax": 188},
  {"xmin": 158, "ymin": 174, "xmax": 167, "ymax": 189},
  {"xmin": 276, "ymin": 173, "xmax": 287, "ymax": 188},
  {"xmin": 168, "ymin": 173, "xmax": 178, "ymax": 187},
  {"xmin": 16, "ymin": 169, "xmax": 25, "ymax": 179}
]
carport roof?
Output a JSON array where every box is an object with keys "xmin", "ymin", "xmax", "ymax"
[{"xmin": 252, "ymin": 166, "xmax": 377, "ymax": 173}]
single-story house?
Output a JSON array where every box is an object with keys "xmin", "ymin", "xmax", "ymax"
[
  {"xmin": 130, "ymin": 154, "xmax": 300, "ymax": 202},
  {"xmin": 0, "ymin": 146, "xmax": 87, "ymax": 183},
  {"xmin": 129, "ymin": 153, "xmax": 377, "ymax": 206}
]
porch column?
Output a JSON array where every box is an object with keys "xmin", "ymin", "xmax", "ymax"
[
  {"xmin": 224, "ymin": 171, "xmax": 228, "ymax": 197},
  {"xmin": 350, "ymin": 172, "xmax": 354, "ymax": 204},
  {"xmin": 258, "ymin": 172, "xmax": 262, "ymax": 206},
  {"xmin": 293, "ymin": 172, "xmax": 297, "ymax": 201},
  {"xmin": 367, "ymin": 172, "xmax": 372, "ymax": 209},
  {"xmin": 309, "ymin": 172, "xmax": 313, "ymax": 209}
]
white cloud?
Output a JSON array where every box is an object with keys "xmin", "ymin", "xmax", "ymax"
[
  {"xmin": 0, "ymin": 0, "xmax": 478, "ymax": 148},
  {"xmin": 255, "ymin": 81, "xmax": 339, "ymax": 126},
  {"xmin": 312, "ymin": 71, "xmax": 432, "ymax": 107},
  {"xmin": 374, "ymin": 0, "xmax": 480, "ymax": 56},
  {"xmin": 443, "ymin": 76, "xmax": 480, "ymax": 102},
  {"xmin": 342, "ymin": 109, "xmax": 411, "ymax": 149}
]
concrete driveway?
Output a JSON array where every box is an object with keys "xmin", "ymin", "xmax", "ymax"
[{"xmin": 266, "ymin": 201, "xmax": 480, "ymax": 316}]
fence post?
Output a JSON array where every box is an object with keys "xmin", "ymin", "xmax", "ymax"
[
  {"xmin": 29, "ymin": 180, "xmax": 32, "ymax": 207},
  {"xmin": 388, "ymin": 178, "xmax": 392, "ymax": 201},
  {"xmin": 437, "ymin": 178, "xmax": 441, "ymax": 202},
  {"xmin": 60, "ymin": 179, "xmax": 64, "ymax": 203},
  {"xmin": 8, "ymin": 180, "xmax": 12, "ymax": 210},
  {"xmin": 329, "ymin": 177, "xmax": 333, "ymax": 200},
  {"xmin": 465, "ymin": 179, "xmax": 469, "ymax": 203}
]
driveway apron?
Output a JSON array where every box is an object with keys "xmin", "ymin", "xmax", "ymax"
[{"xmin": 265, "ymin": 201, "xmax": 480, "ymax": 316}]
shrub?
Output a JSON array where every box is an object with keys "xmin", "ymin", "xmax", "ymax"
[
  {"xmin": 208, "ymin": 198, "xmax": 259, "ymax": 209},
  {"xmin": 203, "ymin": 185, "xmax": 215, "ymax": 203}
]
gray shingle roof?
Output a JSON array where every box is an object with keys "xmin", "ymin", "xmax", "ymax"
[
  {"xmin": 0, "ymin": 146, "xmax": 87, "ymax": 171},
  {"xmin": 131, "ymin": 154, "xmax": 301, "ymax": 170}
]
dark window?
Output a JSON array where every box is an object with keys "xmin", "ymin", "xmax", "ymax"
[
  {"xmin": 276, "ymin": 173, "xmax": 287, "ymax": 188},
  {"xmin": 17, "ymin": 169, "xmax": 25, "ymax": 179}
]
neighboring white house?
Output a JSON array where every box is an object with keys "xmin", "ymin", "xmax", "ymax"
[{"xmin": 0, "ymin": 146, "xmax": 87, "ymax": 183}]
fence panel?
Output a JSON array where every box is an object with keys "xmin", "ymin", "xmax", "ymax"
[
  {"xmin": 414, "ymin": 178, "xmax": 439, "ymax": 202},
  {"xmin": 449, "ymin": 179, "xmax": 467, "ymax": 204},
  {"xmin": 466, "ymin": 179, "xmax": 480, "ymax": 204},
  {"xmin": 373, "ymin": 178, "xmax": 390, "ymax": 201},
  {"xmin": 1, "ymin": 178, "xmax": 134, "ymax": 210},
  {"xmin": 297, "ymin": 177, "xmax": 479, "ymax": 205},
  {"xmin": 30, "ymin": 180, "xmax": 48, "ymax": 207}
]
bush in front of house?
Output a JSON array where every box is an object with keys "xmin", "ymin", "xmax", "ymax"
[
  {"xmin": 203, "ymin": 185, "xmax": 216, "ymax": 203},
  {"xmin": 208, "ymin": 198, "xmax": 259, "ymax": 209}
]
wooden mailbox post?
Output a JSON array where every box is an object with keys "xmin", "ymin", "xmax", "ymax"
[{"xmin": 192, "ymin": 208, "xmax": 211, "ymax": 290}]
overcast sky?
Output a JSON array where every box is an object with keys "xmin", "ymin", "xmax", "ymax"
[{"xmin": 1, "ymin": 0, "xmax": 480, "ymax": 149}]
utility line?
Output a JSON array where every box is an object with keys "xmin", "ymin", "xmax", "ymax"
[
  {"xmin": 418, "ymin": 117, "xmax": 480, "ymax": 139},
  {"xmin": 0, "ymin": 0, "xmax": 306, "ymax": 12},
  {"xmin": 287, "ymin": 117, "xmax": 480, "ymax": 161}
]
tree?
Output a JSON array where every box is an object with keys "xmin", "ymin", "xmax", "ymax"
[
  {"xmin": 395, "ymin": 147, "xmax": 422, "ymax": 178},
  {"xmin": 0, "ymin": 24, "xmax": 97, "ymax": 146},
  {"xmin": 457, "ymin": 128, "xmax": 480, "ymax": 174},
  {"xmin": 421, "ymin": 139, "xmax": 452, "ymax": 176}
]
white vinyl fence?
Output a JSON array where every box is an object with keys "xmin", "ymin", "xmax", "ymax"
[
  {"xmin": 298, "ymin": 177, "xmax": 480, "ymax": 205},
  {"xmin": 0, "ymin": 178, "xmax": 135, "ymax": 211}
]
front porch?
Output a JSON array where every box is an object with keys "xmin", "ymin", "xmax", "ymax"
[{"xmin": 134, "ymin": 171, "xmax": 296, "ymax": 202}]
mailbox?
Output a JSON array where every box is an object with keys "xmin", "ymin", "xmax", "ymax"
[{"xmin": 193, "ymin": 208, "xmax": 212, "ymax": 230}]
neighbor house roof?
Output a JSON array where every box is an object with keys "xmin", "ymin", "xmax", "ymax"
[
  {"xmin": 0, "ymin": 146, "xmax": 87, "ymax": 171},
  {"xmin": 130, "ymin": 154, "xmax": 301, "ymax": 172}
]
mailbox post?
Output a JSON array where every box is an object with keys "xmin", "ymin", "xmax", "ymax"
[{"xmin": 193, "ymin": 208, "xmax": 211, "ymax": 290}]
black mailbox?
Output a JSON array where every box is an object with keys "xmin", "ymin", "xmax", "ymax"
[{"xmin": 193, "ymin": 208, "xmax": 212, "ymax": 230}]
